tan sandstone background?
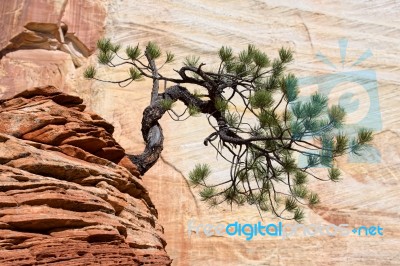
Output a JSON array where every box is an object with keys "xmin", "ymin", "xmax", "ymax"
[{"xmin": 1, "ymin": 0, "xmax": 399, "ymax": 265}]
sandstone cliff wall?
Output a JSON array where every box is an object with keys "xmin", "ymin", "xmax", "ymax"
[{"xmin": 1, "ymin": 1, "xmax": 400, "ymax": 265}]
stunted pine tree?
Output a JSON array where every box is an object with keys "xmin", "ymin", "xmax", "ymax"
[{"xmin": 84, "ymin": 39, "xmax": 373, "ymax": 222}]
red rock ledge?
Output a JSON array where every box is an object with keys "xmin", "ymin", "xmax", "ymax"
[{"xmin": 0, "ymin": 86, "xmax": 172, "ymax": 265}]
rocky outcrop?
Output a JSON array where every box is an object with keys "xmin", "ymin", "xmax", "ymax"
[
  {"xmin": 0, "ymin": 86, "xmax": 171, "ymax": 265},
  {"xmin": 0, "ymin": 0, "xmax": 105, "ymax": 53},
  {"xmin": 0, "ymin": 22, "xmax": 91, "ymax": 67},
  {"xmin": 0, "ymin": 0, "xmax": 106, "ymax": 100}
]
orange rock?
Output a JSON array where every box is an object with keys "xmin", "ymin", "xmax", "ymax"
[
  {"xmin": 118, "ymin": 156, "xmax": 141, "ymax": 178},
  {"xmin": 0, "ymin": 87, "xmax": 171, "ymax": 265}
]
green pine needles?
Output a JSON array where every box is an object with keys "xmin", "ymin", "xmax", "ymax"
[{"xmin": 86, "ymin": 38, "xmax": 374, "ymax": 222}]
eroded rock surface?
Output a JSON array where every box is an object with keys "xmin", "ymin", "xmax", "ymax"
[
  {"xmin": 0, "ymin": 22, "xmax": 91, "ymax": 67},
  {"xmin": 0, "ymin": 86, "xmax": 171, "ymax": 265},
  {"xmin": 1, "ymin": 1, "xmax": 400, "ymax": 265}
]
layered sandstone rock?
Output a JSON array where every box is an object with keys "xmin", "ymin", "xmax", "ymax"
[
  {"xmin": 0, "ymin": 86, "xmax": 171, "ymax": 265},
  {"xmin": 1, "ymin": 0, "xmax": 400, "ymax": 265}
]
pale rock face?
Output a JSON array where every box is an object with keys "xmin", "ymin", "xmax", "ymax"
[
  {"xmin": 99, "ymin": 1, "xmax": 400, "ymax": 265},
  {"xmin": 1, "ymin": 0, "xmax": 400, "ymax": 265},
  {"xmin": 0, "ymin": 50, "xmax": 75, "ymax": 99}
]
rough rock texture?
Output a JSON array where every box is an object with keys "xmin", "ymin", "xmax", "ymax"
[
  {"xmin": 0, "ymin": 87, "xmax": 171, "ymax": 265},
  {"xmin": 1, "ymin": 1, "xmax": 400, "ymax": 265}
]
